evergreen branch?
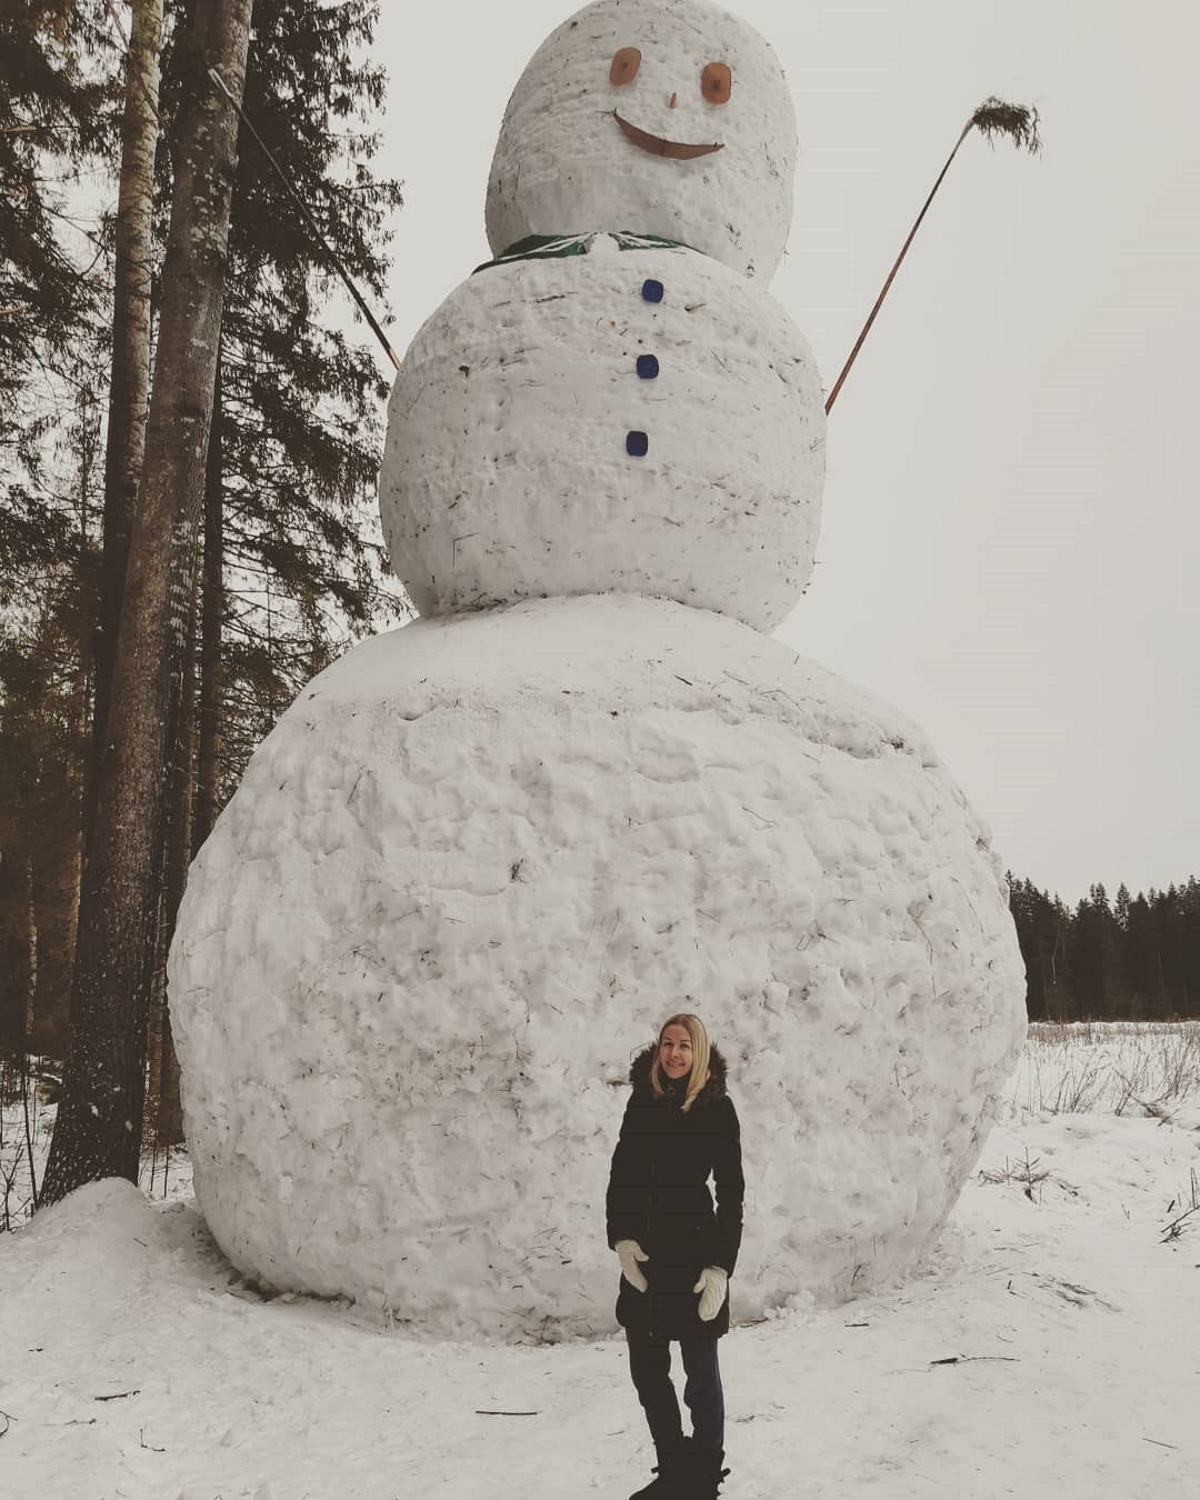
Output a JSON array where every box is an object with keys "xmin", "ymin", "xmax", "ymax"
[{"xmin": 207, "ymin": 65, "xmax": 399, "ymax": 371}]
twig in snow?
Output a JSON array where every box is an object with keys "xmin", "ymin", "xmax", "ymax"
[
  {"xmin": 930, "ymin": 1355, "xmax": 1019, "ymax": 1366},
  {"xmin": 741, "ymin": 805, "xmax": 776, "ymax": 829},
  {"xmin": 94, "ymin": 1390, "xmax": 141, "ymax": 1402},
  {"xmin": 19, "ymin": 1042, "xmax": 39, "ymax": 1213},
  {"xmin": 476, "ymin": 1409, "xmax": 540, "ymax": 1417},
  {"xmin": 0, "ymin": 1408, "xmax": 13, "ymax": 1438},
  {"xmin": 1160, "ymin": 1203, "xmax": 1200, "ymax": 1243},
  {"xmin": 599, "ymin": 910, "xmax": 621, "ymax": 969}
]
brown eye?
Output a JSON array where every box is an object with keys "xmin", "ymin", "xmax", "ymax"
[
  {"xmin": 610, "ymin": 46, "xmax": 641, "ymax": 86},
  {"xmin": 701, "ymin": 61, "xmax": 732, "ymax": 104}
]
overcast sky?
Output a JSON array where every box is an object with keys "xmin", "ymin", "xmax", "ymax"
[{"xmin": 370, "ymin": 0, "xmax": 1199, "ymax": 905}]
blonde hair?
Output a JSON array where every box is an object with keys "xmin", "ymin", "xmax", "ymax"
[{"xmin": 651, "ymin": 1012, "xmax": 711, "ymax": 1112}]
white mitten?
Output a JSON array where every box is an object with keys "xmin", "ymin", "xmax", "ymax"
[
  {"xmin": 615, "ymin": 1239, "xmax": 649, "ymax": 1292},
  {"xmin": 693, "ymin": 1266, "xmax": 728, "ymax": 1321}
]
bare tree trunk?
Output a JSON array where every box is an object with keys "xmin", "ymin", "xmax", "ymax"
[
  {"xmin": 28, "ymin": 637, "xmax": 83, "ymax": 1061},
  {"xmin": 156, "ymin": 569, "xmax": 198, "ymax": 1147},
  {"xmin": 29, "ymin": 831, "xmax": 78, "ymax": 1059},
  {"xmin": 32, "ymin": 389, "xmax": 97, "ymax": 1062},
  {"xmin": 85, "ymin": 0, "xmax": 163, "ymax": 851},
  {"xmin": 194, "ymin": 357, "xmax": 224, "ymax": 851},
  {"xmin": 0, "ymin": 854, "xmax": 35, "ymax": 1061},
  {"xmin": 145, "ymin": 883, "xmax": 166, "ymax": 1122},
  {"xmin": 41, "ymin": 0, "xmax": 255, "ymax": 1204}
]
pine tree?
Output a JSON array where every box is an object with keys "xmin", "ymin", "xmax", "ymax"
[
  {"xmin": 41, "ymin": 0, "xmax": 257, "ymax": 1204},
  {"xmin": 88, "ymin": 0, "xmax": 164, "ymax": 844},
  {"xmin": 144, "ymin": 0, "xmax": 405, "ymax": 1140},
  {"xmin": 1070, "ymin": 885, "xmax": 1123, "ymax": 1020},
  {"xmin": 157, "ymin": 0, "xmax": 405, "ymax": 824},
  {"xmin": 209, "ymin": 0, "xmax": 405, "ymax": 800},
  {"xmin": 1, "ymin": 2, "xmax": 117, "ymax": 584},
  {"xmin": 1181, "ymin": 879, "xmax": 1200, "ymax": 1015},
  {"xmin": 2, "ymin": 7, "xmax": 119, "ymax": 1073},
  {"xmin": 0, "ymin": 2, "xmax": 114, "ymax": 452},
  {"xmin": 0, "ymin": 388, "xmax": 99, "ymax": 1063}
]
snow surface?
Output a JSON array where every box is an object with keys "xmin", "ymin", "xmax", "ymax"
[
  {"xmin": 379, "ymin": 239, "xmax": 825, "ymax": 629},
  {"xmin": 3, "ymin": 1059, "xmax": 1198, "ymax": 1498},
  {"xmin": 167, "ymin": 594, "xmax": 1024, "ymax": 1337},
  {"xmin": 486, "ymin": 0, "xmax": 797, "ymax": 283}
]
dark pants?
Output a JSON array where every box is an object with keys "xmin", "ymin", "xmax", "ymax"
[{"xmin": 626, "ymin": 1330, "xmax": 724, "ymax": 1455}]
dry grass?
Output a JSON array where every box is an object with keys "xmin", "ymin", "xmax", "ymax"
[
  {"xmin": 1004, "ymin": 1021, "xmax": 1200, "ymax": 1120},
  {"xmin": 0, "ymin": 1056, "xmax": 53, "ymax": 1230},
  {"xmin": 1160, "ymin": 1168, "xmax": 1199, "ymax": 1243}
]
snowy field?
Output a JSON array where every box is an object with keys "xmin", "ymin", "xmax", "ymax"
[{"xmin": 2, "ymin": 1022, "xmax": 1198, "ymax": 1499}]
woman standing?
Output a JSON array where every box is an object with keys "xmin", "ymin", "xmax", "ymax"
[{"xmin": 606, "ymin": 1013, "xmax": 744, "ymax": 1499}]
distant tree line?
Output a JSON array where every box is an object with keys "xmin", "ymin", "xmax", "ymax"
[{"xmin": 1008, "ymin": 876, "xmax": 1200, "ymax": 1022}]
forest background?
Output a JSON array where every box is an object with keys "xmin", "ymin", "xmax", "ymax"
[{"xmin": 1, "ymin": 0, "xmax": 1197, "ymax": 1214}]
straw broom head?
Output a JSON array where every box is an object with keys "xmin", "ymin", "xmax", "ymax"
[{"xmin": 969, "ymin": 97, "xmax": 1042, "ymax": 156}]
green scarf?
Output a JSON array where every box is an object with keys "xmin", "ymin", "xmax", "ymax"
[{"xmin": 473, "ymin": 230, "xmax": 693, "ymax": 275}]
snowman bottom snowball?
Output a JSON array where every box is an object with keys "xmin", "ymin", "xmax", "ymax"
[{"xmin": 168, "ymin": 595, "xmax": 1025, "ymax": 1340}]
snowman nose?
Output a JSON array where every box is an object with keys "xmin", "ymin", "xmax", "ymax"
[{"xmin": 668, "ymin": 92, "xmax": 677, "ymax": 109}]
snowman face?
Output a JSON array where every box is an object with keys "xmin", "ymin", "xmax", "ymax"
[
  {"xmin": 486, "ymin": 0, "xmax": 797, "ymax": 282},
  {"xmin": 608, "ymin": 43, "xmax": 727, "ymax": 160}
]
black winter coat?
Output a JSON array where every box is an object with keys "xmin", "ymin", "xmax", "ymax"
[{"xmin": 605, "ymin": 1044, "xmax": 744, "ymax": 1340}]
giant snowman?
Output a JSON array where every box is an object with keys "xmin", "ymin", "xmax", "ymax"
[{"xmin": 169, "ymin": 0, "xmax": 1026, "ymax": 1340}]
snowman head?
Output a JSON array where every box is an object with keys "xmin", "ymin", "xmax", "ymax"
[{"xmin": 486, "ymin": 0, "xmax": 797, "ymax": 282}]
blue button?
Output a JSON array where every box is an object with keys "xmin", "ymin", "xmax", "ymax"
[
  {"xmin": 636, "ymin": 354, "xmax": 660, "ymax": 380},
  {"xmin": 641, "ymin": 279, "xmax": 664, "ymax": 303},
  {"xmin": 626, "ymin": 430, "xmax": 649, "ymax": 457}
]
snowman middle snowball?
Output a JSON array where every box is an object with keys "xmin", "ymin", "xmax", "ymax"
[{"xmin": 379, "ymin": 240, "xmax": 825, "ymax": 631}]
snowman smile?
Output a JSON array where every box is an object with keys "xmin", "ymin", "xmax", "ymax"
[{"xmin": 612, "ymin": 110, "xmax": 724, "ymax": 160}]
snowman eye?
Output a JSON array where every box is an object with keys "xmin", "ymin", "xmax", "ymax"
[
  {"xmin": 610, "ymin": 47, "xmax": 641, "ymax": 86},
  {"xmin": 701, "ymin": 62, "xmax": 732, "ymax": 104}
]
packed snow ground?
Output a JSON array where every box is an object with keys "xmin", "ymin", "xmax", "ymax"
[{"xmin": 2, "ymin": 1025, "xmax": 1198, "ymax": 1500}]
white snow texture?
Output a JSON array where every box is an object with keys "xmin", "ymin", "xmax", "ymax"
[
  {"xmin": 378, "ymin": 239, "xmax": 825, "ymax": 630},
  {"xmin": 168, "ymin": 596, "xmax": 1027, "ymax": 1340},
  {"xmin": 486, "ymin": 0, "xmax": 797, "ymax": 282}
]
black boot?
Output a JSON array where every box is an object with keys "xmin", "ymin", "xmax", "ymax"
[
  {"xmin": 680, "ymin": 1445, "xmax": 730, "ymax": 1499},
  {"xmin": 629, "ymin": 1436, "xmax": 691, "ymax": 1499}
]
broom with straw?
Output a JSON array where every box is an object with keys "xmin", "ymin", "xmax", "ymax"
[{"xmin": 826, "ymin": 97, "xmax": 1041, "ymax": 415}]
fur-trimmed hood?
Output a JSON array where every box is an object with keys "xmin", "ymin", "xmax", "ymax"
[{"xmin": 629, "ymin": 1041, "xmax": 729, "ymax": 1108}]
